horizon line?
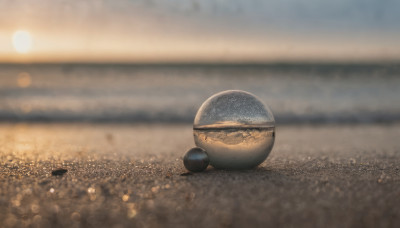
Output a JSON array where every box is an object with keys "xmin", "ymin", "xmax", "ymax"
[{"xmin": 1, "ymin": 61, "xmax": 400, "ymax": 66}]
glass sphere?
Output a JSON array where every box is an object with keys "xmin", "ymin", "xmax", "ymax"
[{"xmin": 193, "ymin": 90, "xmax": 275, "ymax": 170}]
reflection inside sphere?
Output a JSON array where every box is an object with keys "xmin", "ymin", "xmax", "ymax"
[{"xmin": 193, "ymin": 90, "xmax": 275, "ymax": 169}]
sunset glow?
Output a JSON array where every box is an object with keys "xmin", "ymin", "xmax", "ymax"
[
  {"xmin": 12, "ymin": 31, "xmax": 32, "ymax": 54},
  {"xmin": 0, "ymin": 1, "xmax": 399, "ymax": 63}
]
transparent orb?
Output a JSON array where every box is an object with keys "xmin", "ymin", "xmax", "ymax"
[{"xmin": 193, "ymin": 90, "xmax": 275, "ymax": 170}]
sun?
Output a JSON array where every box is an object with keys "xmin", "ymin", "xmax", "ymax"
[{"xmin": 12, "ymin": 30, "xmax": 32, "ymax": 54}]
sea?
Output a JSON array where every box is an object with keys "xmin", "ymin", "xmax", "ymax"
[{"xmin": 1, "ymin": 63, "xmax": 400, "ymax": 124}]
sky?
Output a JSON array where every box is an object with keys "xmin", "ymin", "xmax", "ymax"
[{"xmin": 0, "ymin": 0, "xmax": 400, "ymax": 63}]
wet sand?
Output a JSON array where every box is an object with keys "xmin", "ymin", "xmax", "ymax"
[{"xmin": 1, "ymin": 123, "xmax": 400, "ymax": 227}]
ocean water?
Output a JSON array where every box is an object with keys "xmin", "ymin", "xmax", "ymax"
[{"xmin": 0, "ymin": 63, "xmax": 400, "ymax": 124}]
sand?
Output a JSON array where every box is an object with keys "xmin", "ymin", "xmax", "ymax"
[{"xmin": 0, "ymin": 123, "xmax": 400, "ymax": 228}]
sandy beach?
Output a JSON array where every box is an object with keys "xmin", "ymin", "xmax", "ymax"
[{"xmin": 1, "ymin": 123, "xmax": 399, "ymax": 227}]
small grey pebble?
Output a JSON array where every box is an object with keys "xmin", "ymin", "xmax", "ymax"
[
  {"xmin": 52, "ymin": 168, "xmax": 68, "ymax": 176},
  {"xmin": 183, "ymin": 147, "xmax": 209, "ymax": 172}
]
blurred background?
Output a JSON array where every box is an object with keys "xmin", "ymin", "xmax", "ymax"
[{"xmin": 1, "ymin": 0, "xmax": 400, "ymax": 124}]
